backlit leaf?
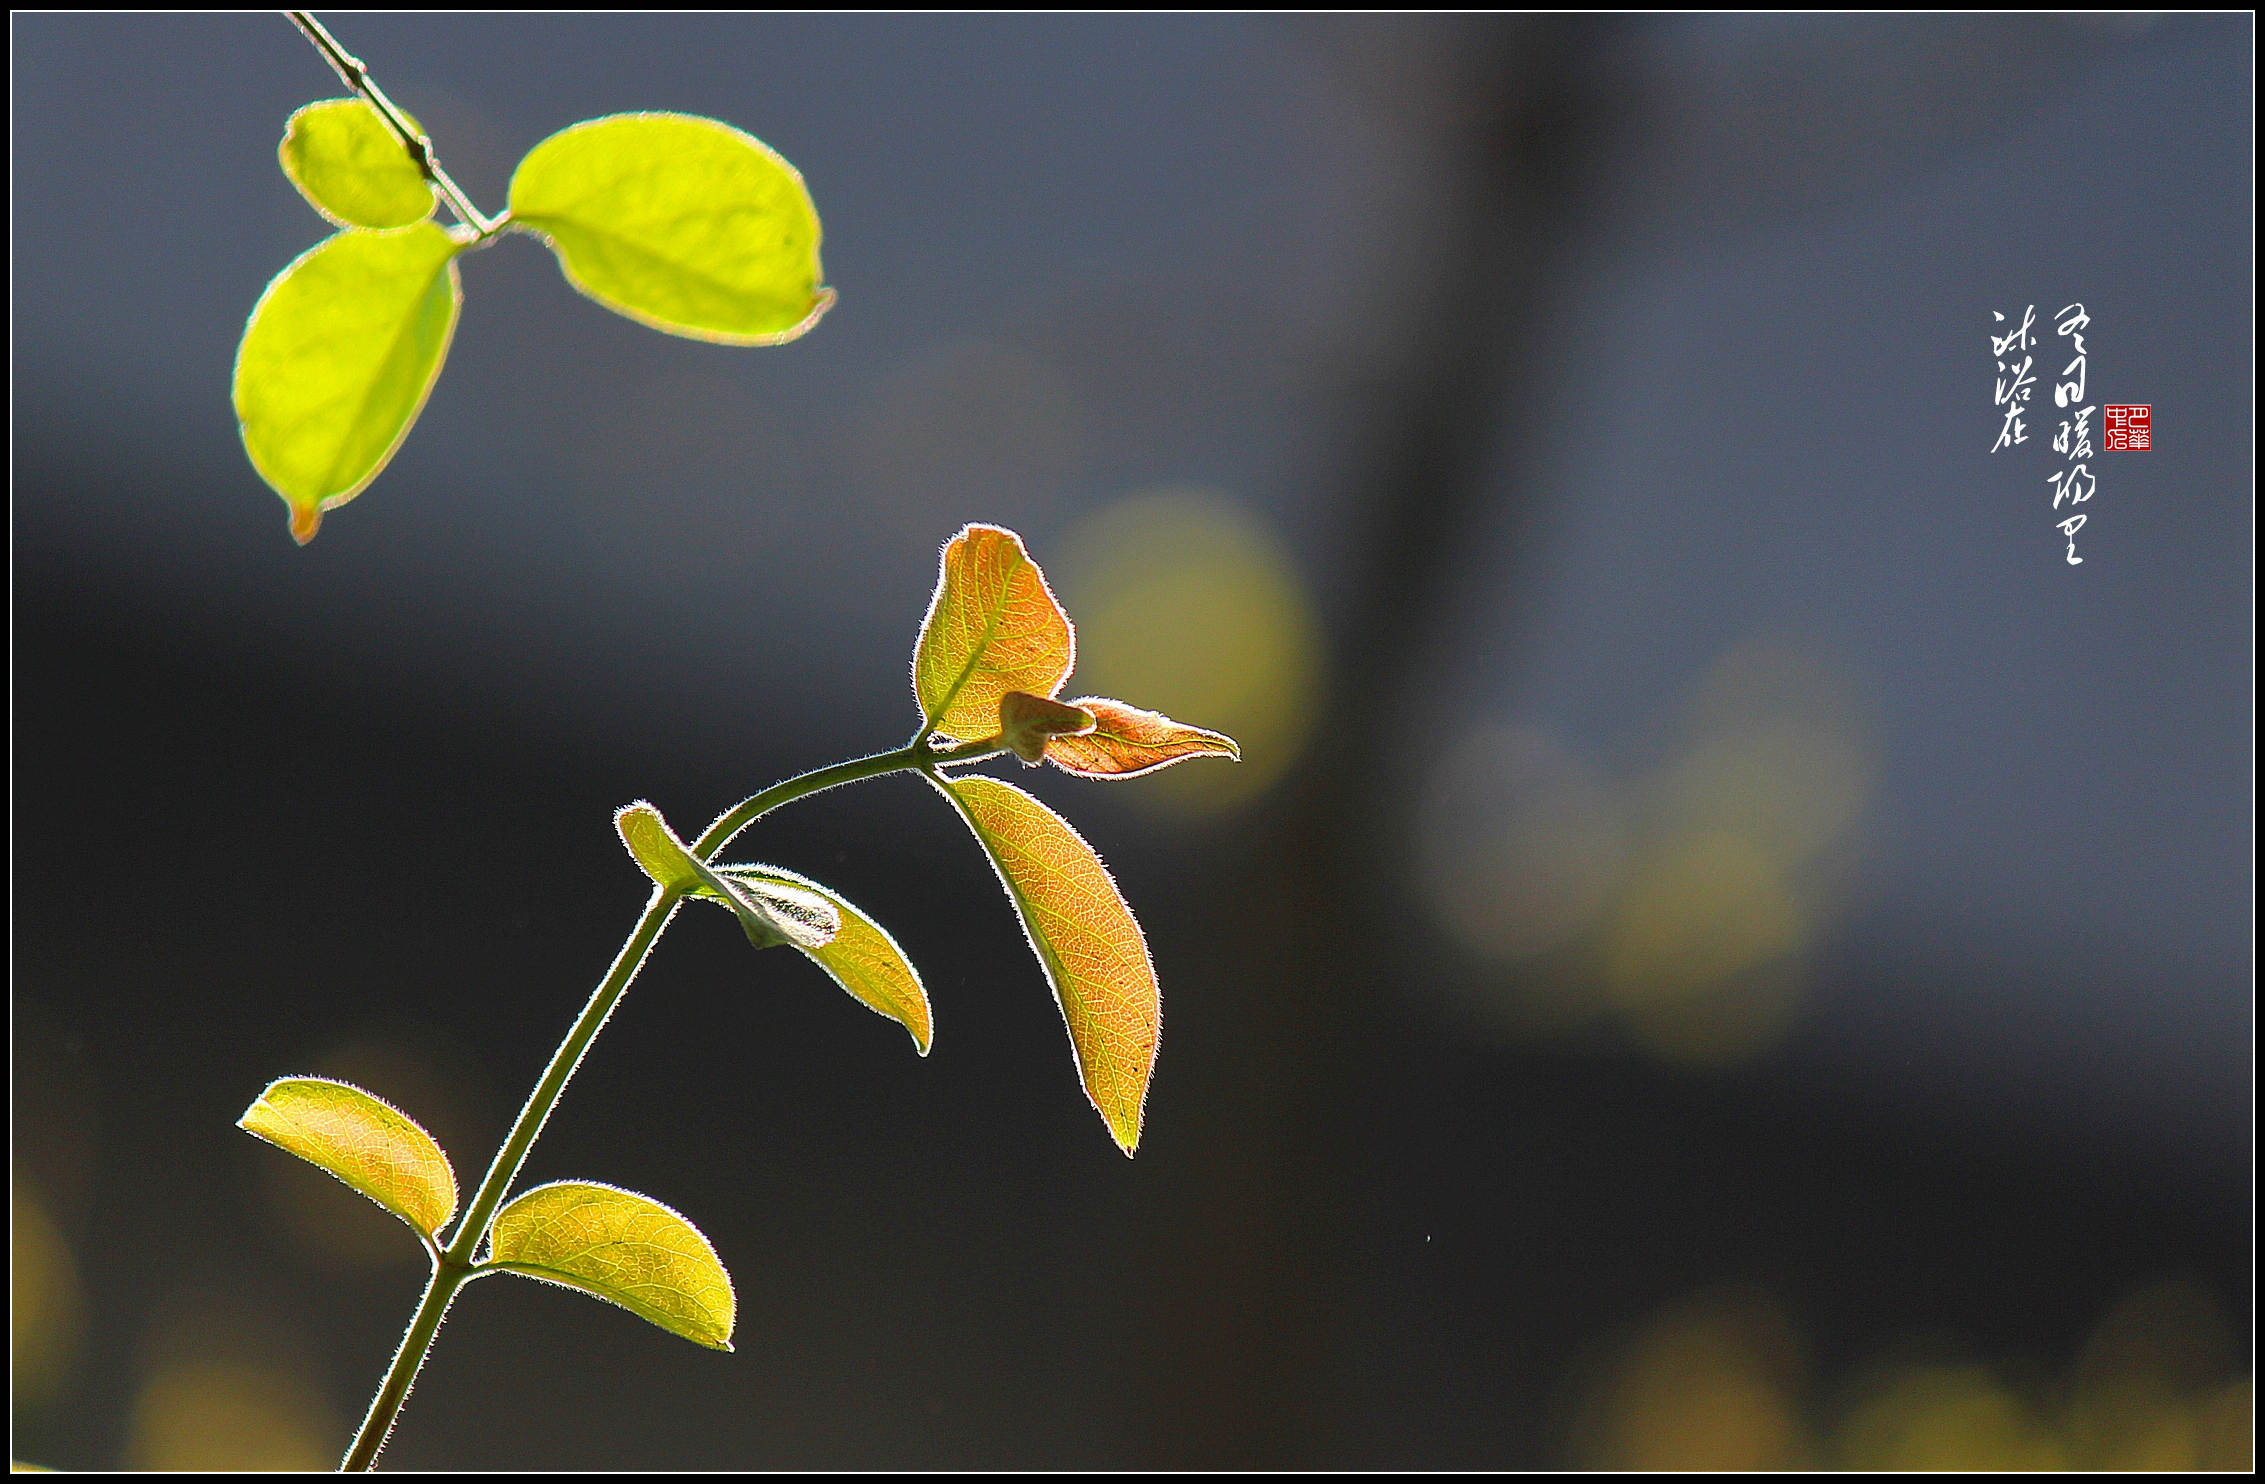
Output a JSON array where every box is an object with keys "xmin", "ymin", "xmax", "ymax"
[
  {"xmin": 708, "ymin": 865, "xmax": 932, "ymax": 1054},
  {"xmin": 999, "ymin": 691, "xmax": 1095, "ymax": 764},
  {"xmin": 278, "ymin": 98, "xmax": 435, "ymax": 230},
  {"xmin": 238, "ymin": 1076, "xmax": 457, "ymax": 1239},
  {"xmin": 912, "ymin": 525, "xmax": 1076, "ymax": 743},
  {"xmin": 615, "ymin": 801, "xmax": 837, "ymax": 949},
  {"xmin": 934, "ymin": 774, "xmax": 1159, "ymax": 1154},
  {"xmin": 508, "ymin": 112, "xmax": 833, "ymax": 345},
  {"xmin": 1044, "ymin": 697, "xmax": 1241, "ymax": 779},
  {"xmin": 488, "ymin": 1181, "xmax": 734, "ymax": 1351},
  {"xmin": 232, "ymin": 222, "xmax": 463, "ymax": 543}
]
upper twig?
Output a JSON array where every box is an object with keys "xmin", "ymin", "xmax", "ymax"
[{"xmin": 285, "ymin": 11, "xmax": 501, "ymax": 237}]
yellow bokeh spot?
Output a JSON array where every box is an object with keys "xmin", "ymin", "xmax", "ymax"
[
  {"xmin": 124, "ymin": 1360, "xmax": 337, "ymax": 1471},
  {"xmin": 1417, "ymin": 724, "xmax": 1627, "ymax": 964},
  {"xmin": 1060, "ymin": 488, "xmax": 1322, "ymax": 816},
  {"xmin": 1576, "ymin": 1288, "xmax": 1810, "ymax": 1469},
  {"xmin": 1837, "ymin": 1364, "xmax": 2068, "ymax": 1470},
  {"xmin": 10, "ymin": 1185, "xmax": 84, "ymax": 1411},
  {"xmin": 2065, "ymin": 1278, "xmax": 2241, "ymax": 1470},
  {"xmin": 1598, "ymin": 636, "xmax": 1872, "ymax": 1066},
  {"xmin": 1667, "ymin": 638, "xmax": 1874, "ymax": 866},
  {"xmin": 2193, "ymin": 1379, "xmax": 2254, "ymax": 1471},
  {"xmin": 1601, "ymin": 830, "xmax": 1809, "ymax": 1067}
]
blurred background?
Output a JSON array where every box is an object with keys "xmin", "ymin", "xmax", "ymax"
[{"xmin": 12, "ymin": 13, "xmax": 2252, "ymax": 1470}]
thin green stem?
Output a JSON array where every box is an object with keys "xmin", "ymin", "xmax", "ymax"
[
  {"xmin": 339, "ymin": 1258, "xmax": 472, "ymax": 1472},
  {"xmin": 692, "ymin": 735, "xmax": 1005, "ymax": 862},
  {"xmin": 442, "ymin": 892, "xmax": 683, "ymax": 1267},
  {"xmin": 341, "ymin": 731, "xmax": 1005, "ymax": 1468},
  {"xmin": 285, "ymin": 12, "xmax": 505, "ymax": 240},
  {"xmin": 341, "ymin": 890, "xmax": 679, "ymax": 1469}
]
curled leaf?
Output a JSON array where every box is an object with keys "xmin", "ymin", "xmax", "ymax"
[
  {"xmin": 508, "ymin": 112, "xmax": 833, "ymax": 344},
  {"xmin": 998, "ymin": 691, "xmax": 1095, "ymax": 764},
  {"xmin": 615, "ymin": 802, "xmax": 837, "ymax": 949},
  {"xmin": 912, "ymin": 525, "xmax": 1076, "ymax": 742},
  {"xmin": 935, "ymin": 774, "xmax": 1159, "ymax": 1155},
  {"xmin": 1043, "ymin": 697, "xmax": 1241, "ymax": 779},
  {"xmin": 708, "ymin": 866, "xmax": 933, "ymax": 1054},
  {"xmin": 238, "ymin": 1076, "xmax": 458, "ymax": 1240},
  {"xmin": 232, "ymin": 222, "xmax": 464, "ymax": 543},
  {"xmin": 279, "ymin": 98, "xmax": 436, "ymax": 230},
  {"xmin": 615, "ymin": 799, "xmax": 704, "ymax": 894},
  {"xmin": 488, "ymin": 1181, "xmax": 735, "ymax": 1351}
]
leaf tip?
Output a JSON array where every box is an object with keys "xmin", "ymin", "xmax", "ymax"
[{"xmin": 289, "ymin": 504, "xmax": 322, "ymax": 545}]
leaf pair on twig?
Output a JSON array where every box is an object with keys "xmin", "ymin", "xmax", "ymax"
[
  {"xmin": 241, "ymin": 1077, "xmax": 734, "ymax": 1350},
  {"xmin": 236, "ymin": 100, "xmax": 832, "ymax": 542}
]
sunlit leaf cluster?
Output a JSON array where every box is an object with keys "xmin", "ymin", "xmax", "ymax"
[
  {"xmin": 230, "ymin": 28, "xmax": 1237, "ymax": 1460},
  {"xmin": 235, "ymin": 99, "xmax": 830, "ymax": 543},
  {"xmin": 908, "ymin": 526, "xmax": 1237, "ymax": 1154},
  {"xmin": 242, "ymin": 522, "xmax": 1236, "ymax": 1372}
]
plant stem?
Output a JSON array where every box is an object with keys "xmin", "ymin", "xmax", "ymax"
[
  {"xmin": 340, "ymin": 734, "xmax": 1003, "ymax": 1469},
  {"xmin": 441, "ymin": 894, "xmax": 683, "ymax": 1270},
  {"xmin": 339, "ymin": 1259, "xmax": 474, "ymax": 1472},
  {"xmin": 285, "ymin": 11, "xmax": 504, "ymax": 239},
  {"xmin": 693, "ymin": 737, "xmax": 1006, "ymax": 862}
]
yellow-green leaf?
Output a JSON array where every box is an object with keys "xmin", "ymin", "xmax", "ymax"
[
  {"xmin": 278, "ymin": 98, "xmax": 436, "ymax": 230},
  {"xmin": 912, "ymin": 525, "xmax": 1077, "ymax": 743},
  {"xmin": 232, "ymin": 222, "xmax": 464, "ymax": 543},
  {"xmin": 237, "ymin": 1076, "xmax": 458, "ymax": 1239},
  {"xmin": 1044, "ymin": 697, "xmax": 1241, "ymax": 779},
  {"xmin": 508, "ymin": 112, "xmax": 833, "ymax": 345},
  {"xmin": 488, "ymin": 1181, "xmax": 734, "ymax": 1352},
  {"xmin": 710, "ymin": 865, "xmax": 932, "ymax": 1054},
  {"xmin": 616, "ymin": 799, "xmax": 706, "ymax": 894},
  {"xmin": 615, "ymin": 801, "xmax": 837, "ymax": 949},
  {"xmin": 935, "ymin": 774, "xmax": 1159, "ymax": 1155}
]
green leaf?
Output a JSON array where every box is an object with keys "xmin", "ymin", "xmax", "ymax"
[
  {"xmin": 238, "ymin": 1076, "xmax": 458, "ymax": 1239},
  {"xmin": 912, "ymin": 525, "xmax": 1078, "ymax": 743},
  {"xmin": 279, "ymin": 98, "xmax": 437, "ymax": 230},
  {"xmin": 614, "ymin": 801, "xmax": 837, "ymax": 950},
  {"xmin": 706, "ymin": 865, "xmax": 932, "ymax": 1054},
  {"xmin": 934, "ymin": 774, "xmax": 1160, "ymax": 1155},
  {"xmin": 232, "ymin": 222, "xmax": 464, "ymax": 543},
  {"xmin": 488, "ymin": 1181, "xmax": 735, "ymax": 1351},
  {"xmin": 508, "ymin": 112, "xmax": 833, "ymax": 345}
]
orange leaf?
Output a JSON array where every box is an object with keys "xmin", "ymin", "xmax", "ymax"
[
  {"xmin": 1043, "ymin": 697, "xmax": 1241, "ymax": 779},
  {"xmin": 935, "ymin": 773, "xmax": 1159, "ymax": 1155},
  {"xmin": 911, "ymin": 525, "xmax": 1075, "ymax": 742}
]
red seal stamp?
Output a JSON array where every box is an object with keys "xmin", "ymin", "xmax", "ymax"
[{"xmin": 2104, "ymin": 404, "xmax": 2150, "ymax": 451}]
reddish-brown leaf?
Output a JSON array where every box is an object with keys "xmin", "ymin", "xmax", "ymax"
[
  {"xmin": 998, "ymin": 690, "xmax": 1096, "ymax": 763},
  {"xmin": 1043, "ymin": 697, "xmax": 1241, "ymax": 779}
]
